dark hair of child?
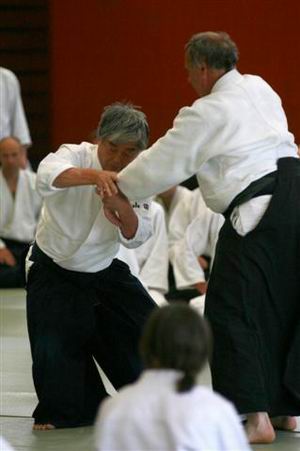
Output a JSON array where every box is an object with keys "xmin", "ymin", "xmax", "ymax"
[{"xmin": 140, "ymin": 303, "xmax": 212, "ymax": 392}]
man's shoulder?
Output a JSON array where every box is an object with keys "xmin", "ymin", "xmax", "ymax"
[
  {"xmin": 185, "ymin": 93, "xmax": 230, "ymax": 123},
  {"xmin": 57, "ymin": 141, "xmax": 98, "ymax": 166},
  {"xmin": 59, "ymin": 141, "xmax": 95, "ymax": 153}
]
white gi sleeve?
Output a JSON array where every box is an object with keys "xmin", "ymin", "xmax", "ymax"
[
  {"xmin": 118, "ymin": 104, "xmax": 215, "ymax": 200},
  {"xmin": 118, "ymin": 198, "xmax": 152, "ymax": 249},
  {"xmin": 36, "ymin": 144, "xmax": 83, "ymax": 197},
  {"xmin": 0, "ymin": 239, "xmax": 6, "ymax": 249}
]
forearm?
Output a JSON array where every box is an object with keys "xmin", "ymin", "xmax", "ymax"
[
  {"xmin": 53, "ymin": 168, "xmax": 99, "ymax": 188},
  {"xmin": 117, "ymin": 204, "xmax": 138, "ymax": 239},
  {"xmin": 103, "ymin": 192, "xmax": 151, "ymax": 242}
]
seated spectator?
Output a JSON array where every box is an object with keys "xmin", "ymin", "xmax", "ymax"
[
  {"xmin": 155, "ymin": 186, "xmax": 193, "ymax": 301},
  {"xmin": 95, "ymin": 303, "xmax": 250, "ymax": 451},
  {"xmin": 117, "ymin": 200, "xmax": 169, "ymax": 306},
  {"xmin": 170, "ymin": 201, "xmax": 224, "ymax": 295},
  {"xmin": 171, "ymin": 212, "xmax": 224, "ymax": 315},
  {"xmin": 167, "ymin": 188, "xmax": 215, "ymax": 300},
  {"xmin": 156, "ymin": 185, "xmax": 193, "ymax": 229},
  {"xmin": 0, "ymin": 67, "xmax": 32, "ymax": 169},
  {"xmin": 0, "ymin": 137, "xmax": 42, "ymax": 287}
]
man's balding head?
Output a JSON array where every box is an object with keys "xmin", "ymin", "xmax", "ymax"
[{"xmin": 0, "ymin": 137, "xmax": 23, "ymax": 172}]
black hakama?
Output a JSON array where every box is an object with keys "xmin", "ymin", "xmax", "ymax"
[
  {"xmin": 205, "ymin": 157, "xmax": 300, "ymax": 416},
  {"xmin": 26, "ymin": 244, "xmax": 156, "ymax": 428}
]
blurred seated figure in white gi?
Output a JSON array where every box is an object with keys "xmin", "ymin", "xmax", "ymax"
[
  {"xmin": 167, "ymin": 187, "xmax": 219, "ymax": 301},
  {"xmin": 95, "ymin": 303, "xmax": 250, "ymax": 451},
  {"xmin": 156, "ymin": 184, "xmax": 193, "ymax": 229},
  {"xmin": 0, "ymin": 137, "xmax": 42, "ymax": 287},
  {"xmin": 0, "ymin": 67, "xmax": 32, "ymax": 169},
  {"xmin": 156, "ymin": 186, "xmax": 193, "ymax": 301},
  {"xmin": 171, "ymin": 213, "xmax": 224, "ymax": 314},
  {"xmin": 170, "ymin": 190, "xmax": 224, "ymax": 292},
  {"xmin": 117, "ymin": 200, "xmax": 169, "ymax": 306}
]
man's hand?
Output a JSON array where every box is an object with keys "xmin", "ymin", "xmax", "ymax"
[
  {"xmin": 101, "ymin": 189, "xmax": 131, "ymax": 211},
  {"xmin": 100, "ymin": 190, "xmax": 138, "ymax": 239},
  {"xmin": 101, "ymin": 192, "xmax": 125, "ymax": 227},
  {"xmin": 101, "ymin": 190, "xmax": 132, "ymax": 227},
  {"xmin": 0, "ymin": 248, "xmax": 17, "ymax": 266},
  {"xmin": 95, "ymin": 171, "xmax": 119, "ymax": 197},
  {"xmin": 198, "ymin": 256, "xmax": 209, "ymax": 271},
  {"xmin": 194, "ymin": 281, "xmax": 208, "ymax": 295}
]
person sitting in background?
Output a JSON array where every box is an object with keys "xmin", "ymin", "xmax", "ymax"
[
  {"xmin": 156, "ymin": 185, "xmax": 193, "ymax": 229},
  {"xmin": 95, "ymin": 303, "xmax": 250, "ymax": 451},
  {"xmin": 171, "ymin": 212, "xmax": 224, "ymax": 315},
  {"xmin": 117, "ymin": 200, "xmax": 169, "ymax": 306},
  {"xmin": 169, "ymin": 188, "xmax": 224, "ymax": 296},
  {"xmin": 0, "ymin": 137, "xmax": 41, "ymax": 288},
  {"xmin": 0, "ymin": 67, "xmax": 32, "ymax": 169},
  {"xmin": 155, "ymin": 186, "xmax": 194, "ymax": 302},
  {"xmin": 166, "ymin": 188, "xmax": 212, "ymax": 301}
]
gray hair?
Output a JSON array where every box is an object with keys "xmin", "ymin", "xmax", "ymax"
[
  {"xmin": 96, "ymin": 102, "xmax": 149, "ymax": 150},
  {"xmin": 185, "ymin": 31, "xmax": 239, "ymax": 71}
]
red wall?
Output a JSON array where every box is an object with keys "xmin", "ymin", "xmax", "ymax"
[{"xmin": 49, "ymin": 0, "xmax": 300, "ymax": 149}]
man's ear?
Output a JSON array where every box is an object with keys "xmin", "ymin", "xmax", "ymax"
[{"xmin": 199, "ymin": 62, "xmax": 209, "ymax": 74}]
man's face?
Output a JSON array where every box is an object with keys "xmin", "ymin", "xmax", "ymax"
[
  {"xmin": 98, "ymin": 139, "xmax": 141, "ymax": 172},
  {"xmin": 185, "ymin": 54, "xmax": 210, "ymax": 98},
  {"xmin": 0, "ymin": 139, "xmax": 22, "ymax": 171}
]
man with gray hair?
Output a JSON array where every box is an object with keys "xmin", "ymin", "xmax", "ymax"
[
  {"xmin": 110, "ymin": 32, "xmax": 300, "ymax": 443},
  {"xmin": 26, "ymin": 102, "xmax": 156, "ymax": 430}
]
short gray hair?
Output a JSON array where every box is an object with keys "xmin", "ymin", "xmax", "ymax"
[
  {"xmin": 96, "ymin": 102, "xmax": 149, "ymax": 150},
  {"xmin": 185, "ymin": 31, "xmax": 238, "ymax": 71}
]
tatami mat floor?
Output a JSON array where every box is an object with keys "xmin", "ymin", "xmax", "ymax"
[{"xmin": 1, "ymin": 289, "xmax": 300, "ymax": 451}]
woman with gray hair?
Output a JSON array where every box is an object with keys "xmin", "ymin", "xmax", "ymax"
[{"xmin": 26, "ymin": 102, "xmax": 156, "ymax": 430}]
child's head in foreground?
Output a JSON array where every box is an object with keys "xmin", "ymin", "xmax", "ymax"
[{"xmin": 140, "ymin": 302, "xmax": 212, "ymax": 392}]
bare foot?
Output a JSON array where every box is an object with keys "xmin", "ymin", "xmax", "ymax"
[
  {"xmin": 271, "ymin": 416, "xmax": 297, "ymax": 431},
  {"xmin": 33, "ymin": 423, "xmax": 55, "ymax": 431},
  {"xmin": 245, "ymin": 412, "xmax": 276, "ymax": 444}
]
